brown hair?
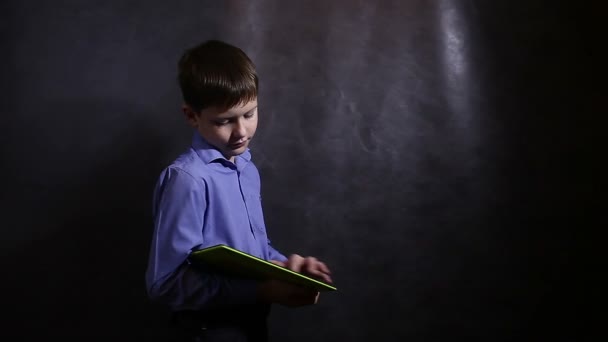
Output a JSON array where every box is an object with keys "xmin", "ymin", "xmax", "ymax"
[{"xmin": 178, "ymin": 40, "xmax": 258, "ymax": 112}]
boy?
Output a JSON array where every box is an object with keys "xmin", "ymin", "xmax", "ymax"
[{"xmin": 145, "ymin": 40, "xmax": 332, "ymax": 342}]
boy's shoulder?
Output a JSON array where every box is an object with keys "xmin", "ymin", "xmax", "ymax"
[{"xmin": 161, "ymin": 148, "xmax": 207, "ymax": 180}]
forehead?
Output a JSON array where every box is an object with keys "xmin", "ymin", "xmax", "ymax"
[{"xmin": 203, "ymin": 99, "xmax": 258, "ymax": 117}]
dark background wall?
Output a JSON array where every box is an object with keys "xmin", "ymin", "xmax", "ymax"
[{"xmin": 1, "ymin": 1, "xmax": 600, "ymax": 341}]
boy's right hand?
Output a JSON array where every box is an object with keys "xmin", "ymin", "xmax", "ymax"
[{"xmin": 256, "ymin": 279, "xmax": 319, "ymax": 307}]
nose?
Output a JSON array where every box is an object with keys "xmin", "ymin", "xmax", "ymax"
[{"xmin": 233, "ymin": 118, "xmax": 247, "ymax": 139}]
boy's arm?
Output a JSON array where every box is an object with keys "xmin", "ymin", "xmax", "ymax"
[
  {"xmin": 150, "ymin": 260, "xmax": 259, "ymax": 310},
  {"xmin": 145, "ymin": 167, "xmax": 258, "ymax": 311}
]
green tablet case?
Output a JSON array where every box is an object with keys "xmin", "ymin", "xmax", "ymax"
[{"xmin": 188, "ymin": 244, "xmax": 337, "ymax": 292}]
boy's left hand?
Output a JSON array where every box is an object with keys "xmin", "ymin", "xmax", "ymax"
[{"xmin": 272, "ymin": 254, "xmax": 333, "ymax": 284}]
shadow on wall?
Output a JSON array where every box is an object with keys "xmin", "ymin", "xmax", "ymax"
[{"xmin": 2, "ymin": 99, "xmax": 178, "ymax": 340}]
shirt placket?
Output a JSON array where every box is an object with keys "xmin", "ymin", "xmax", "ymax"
[{"xmin": 236, "ymin": 169, "xmax": 257, "ymax": 240}]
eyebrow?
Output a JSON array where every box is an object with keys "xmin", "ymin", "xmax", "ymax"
[{"xmin": 243, "ymin": 106, "xmax": 258, "ymax": 115}]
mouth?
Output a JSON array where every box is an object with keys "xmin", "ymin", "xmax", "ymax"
[{"xmin": 228, "ymin": 139, "xmax": 248, "ymax": 149}]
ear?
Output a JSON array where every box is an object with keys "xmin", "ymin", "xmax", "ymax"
[{"xmin": 182, "ymin": 104, "xmax": 199, "ymax": 128}]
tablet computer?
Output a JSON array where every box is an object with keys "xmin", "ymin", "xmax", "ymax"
[{"xmin": 188, "ymin": 244, "xmax": 337, "ymax": 292}]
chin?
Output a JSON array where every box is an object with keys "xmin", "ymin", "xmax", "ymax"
[
  {"xmin": 235, "ymin": 142, "xmax": 250, "ymax": 151},
  {"xmin": 225, "ymin": 145, "xmax": 247, "ymax": 158}
]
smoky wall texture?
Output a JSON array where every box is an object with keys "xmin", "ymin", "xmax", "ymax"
[{"xmin": 0, "ymin": 1, "xmax": 600, "ymax": 341}]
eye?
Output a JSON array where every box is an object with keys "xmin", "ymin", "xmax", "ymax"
[
  {"xmin": 244, "ymin": 111, "xmax": 255, "ymax": 119},
  {"xmin": 214, "ymin": 120, "xmax": 229, "ymax": 126}
]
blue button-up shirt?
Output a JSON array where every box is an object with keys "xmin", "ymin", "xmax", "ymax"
[{"xmin": 145, "ymin": 131, "xmax": 287, "ymax": 312}]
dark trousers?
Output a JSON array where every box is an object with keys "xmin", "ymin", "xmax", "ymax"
[{"xmin": 170, "ymin": 310, "xmax": 269, "ymax": 342}]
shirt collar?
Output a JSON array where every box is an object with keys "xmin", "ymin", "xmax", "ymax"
[{"xmin": 191, "ymin": 130, "xmax": 252, "ymax": 166}]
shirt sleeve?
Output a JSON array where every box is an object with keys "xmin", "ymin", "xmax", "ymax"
[
  {"xmin": 145, "ymin": 167, "xmax": 259, "ymax": 311},
  {"xmin": 267, "ymin": 240, "xmax": 288, "ymax": 262}
]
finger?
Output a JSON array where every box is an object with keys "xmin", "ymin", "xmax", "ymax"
[
  {"xmin": 269, "ymin": 260, "xmax": 286, "ymax": 267},
  {"xmin": 307, "ymin": 260, "xmax": 331, "ymax": 276},
  {"xmin": 316, "ymin": 262, "xmax": 333, "ymax": 283},
  {"xmin": 303, "ymin": 257, "xmax": 318, "ymax": 272},
  {"xmin": 304, "ymin": 258, "xmax": 322, "ymax": 276},
  {"xmin": 318, "ymin": 261, "xmax": 331, "ymax": 275},
  {"xmin": 312, "ymin": 271, "xmax": 332, "ymax": 284},
  {"xmin": 304, "ymin": 258, "xmax": 333, "ymax": 283}
]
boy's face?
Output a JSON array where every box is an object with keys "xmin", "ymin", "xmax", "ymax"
[{"xmin": 184, "ymin": 99, "xmax": 258, "ymax": 162}]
